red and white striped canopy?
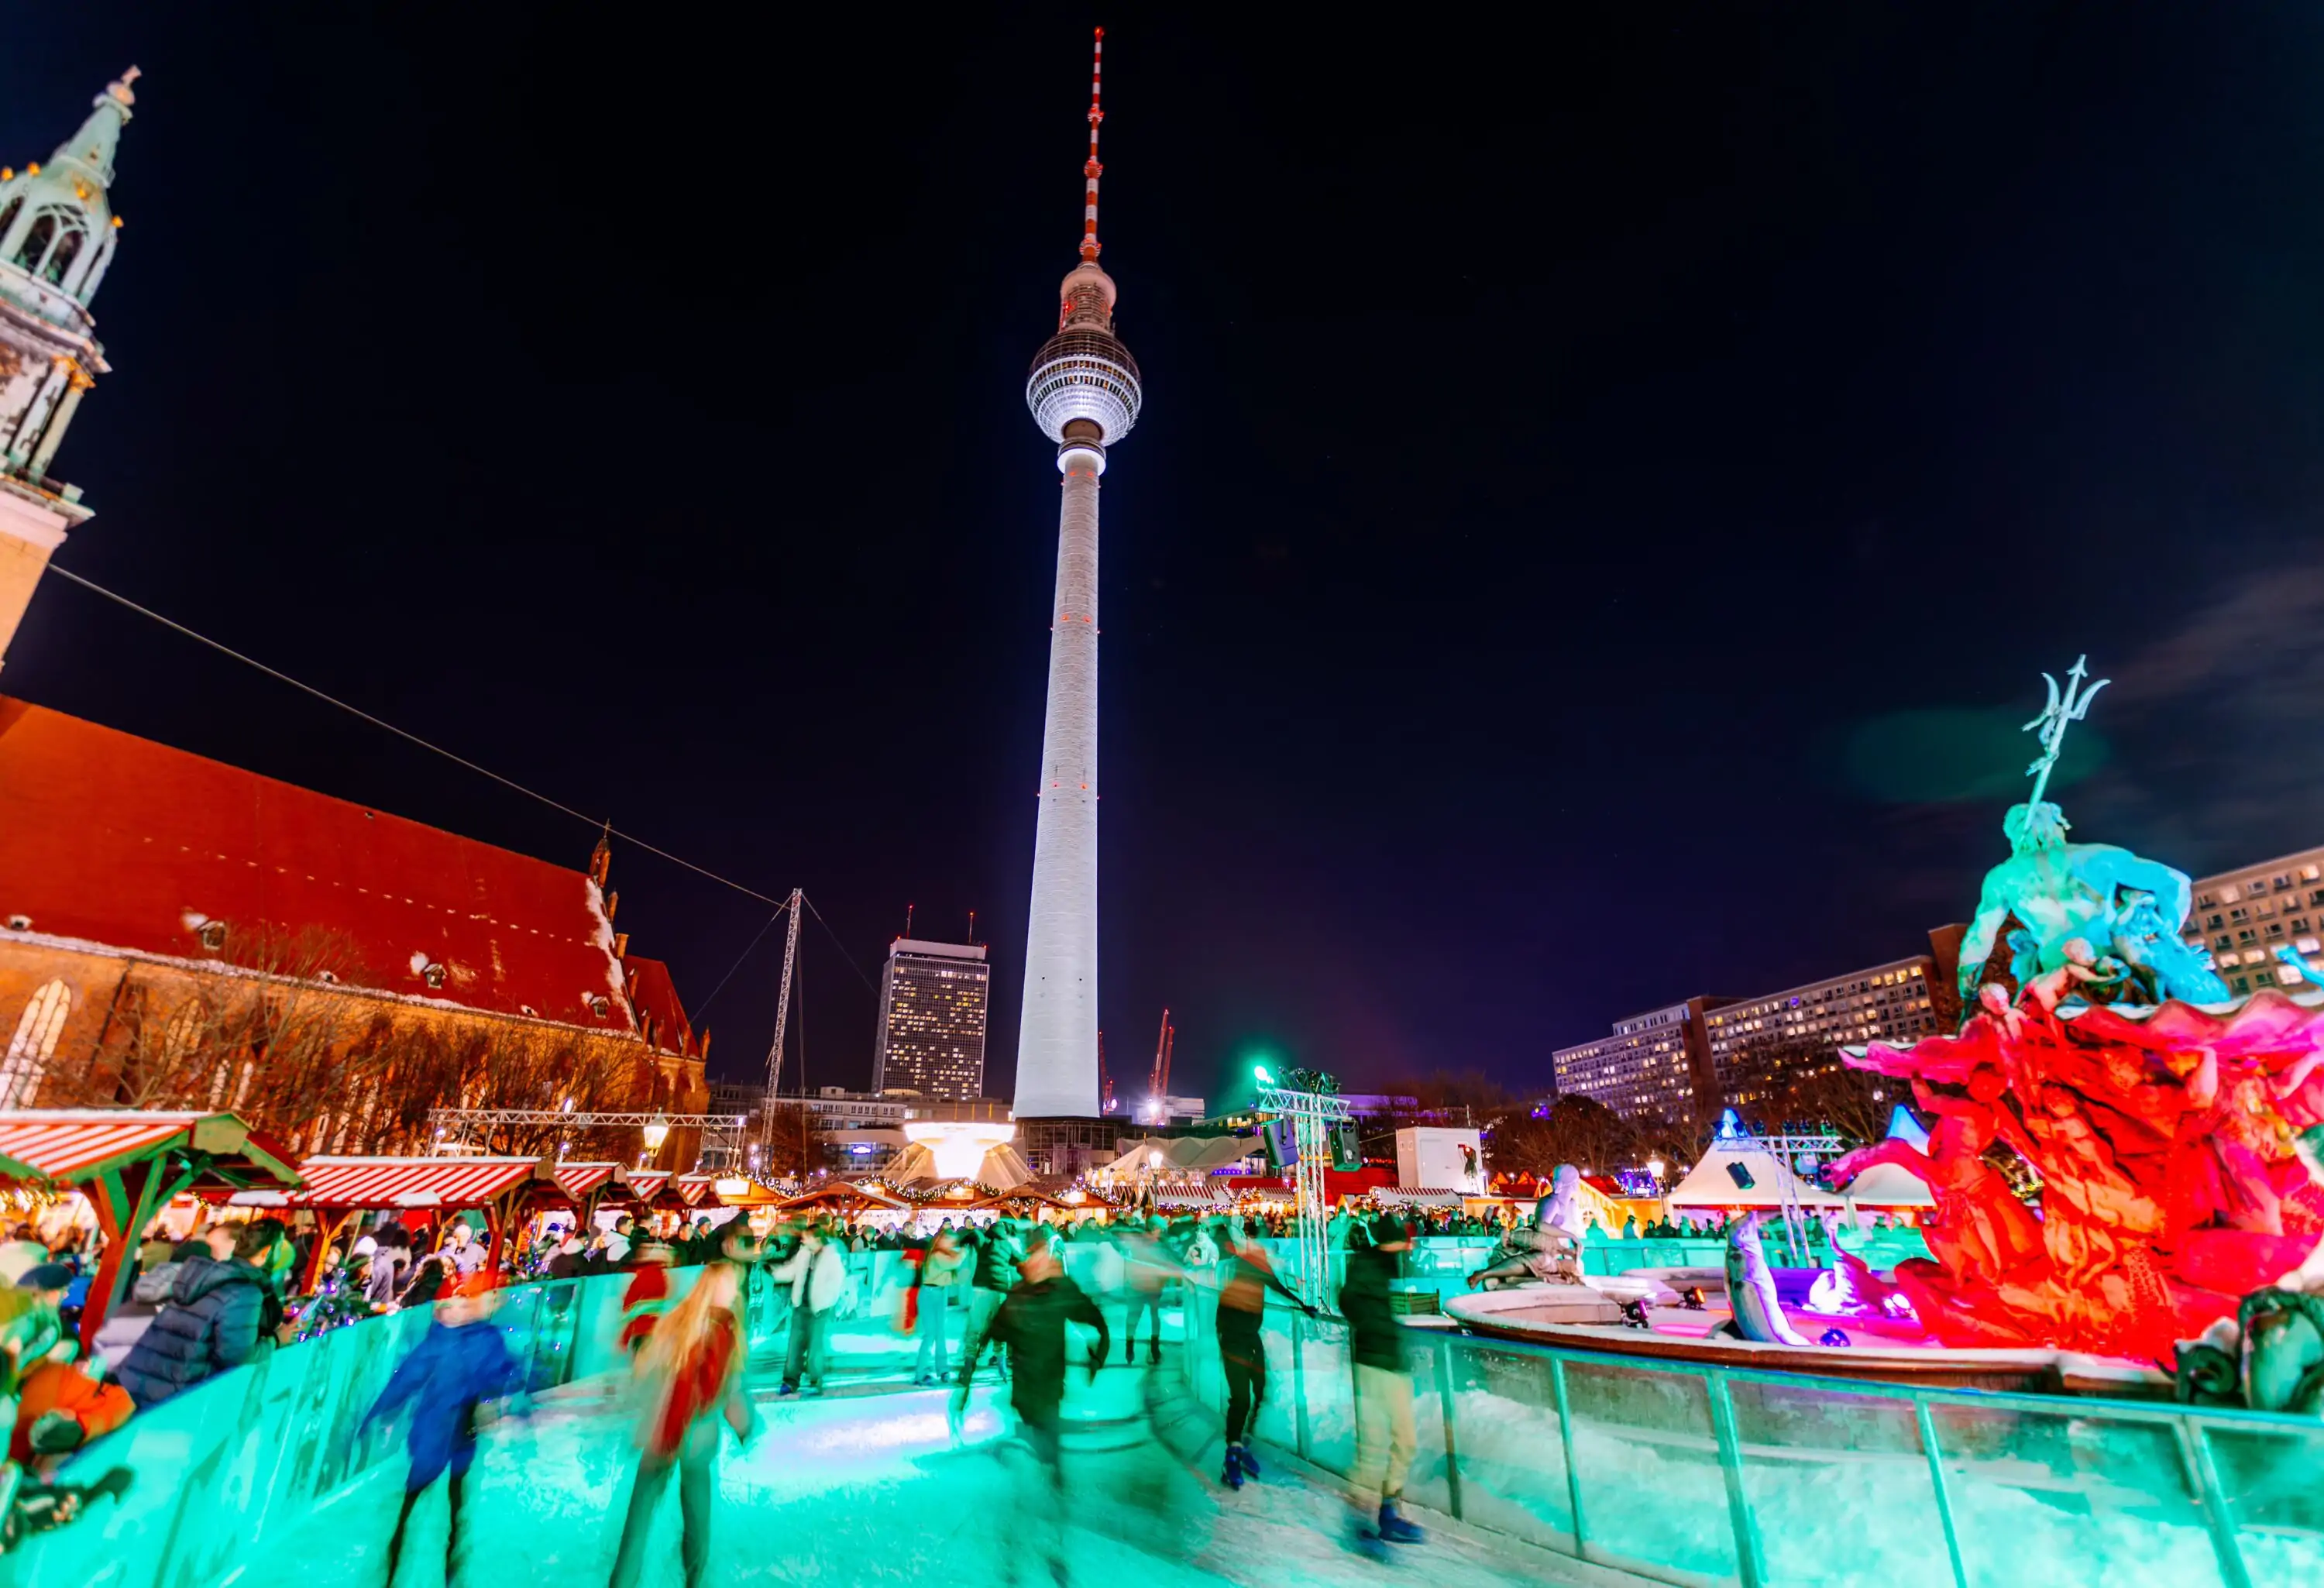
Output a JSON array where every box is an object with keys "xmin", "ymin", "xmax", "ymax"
[
  {"xmin": 669, "ymin": 1173, "xmax": 720, "ymax": 1206},
  {"xmin": 289, "ymin": 1156, "xmax": 546, "ymax": 1210},
  {"xmin": 0, "ymin": 1110, "xmax": 297, "ymax": 1188},
  {"xmin": 551, "ymin": 1161, "xmax": 620, "ymax": 1201},
  {"xmin": 627, "ymin": 1170, "xmax": 671, "ymax": 1198}
]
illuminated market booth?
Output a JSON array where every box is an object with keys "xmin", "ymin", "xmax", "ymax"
[{"xmin": 0, "ymin": 1109, "xmax": 301, "ymax": 1349}]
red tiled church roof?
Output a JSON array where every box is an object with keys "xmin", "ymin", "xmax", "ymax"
[
  {"xmin": 623, "ymin": 956, "xmax": 697, "ymax": 1057},
  {"xmin": 0, "ymin": 698, "xmax": 672, "ymax": 1037}
]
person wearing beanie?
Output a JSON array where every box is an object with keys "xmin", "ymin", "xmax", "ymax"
[{"xmin": 1339, "ymin": 1214, "xmax": 1424, "ymax": 1552}]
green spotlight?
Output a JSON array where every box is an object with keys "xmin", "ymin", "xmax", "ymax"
[{"xmin": 1253, "ymin": 1064, "xmax": 1274, "ymax": 1085}]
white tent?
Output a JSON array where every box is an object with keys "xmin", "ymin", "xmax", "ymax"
[
  {"xmin": 1095, "ymin": 1136, "xmax": 1257, "ymax": 1177},
  {"xmin": 1837, "ymin": 1160, "xmax": 1934, "ymax": 1208},
  {"xmin": 1665, "ymin": 1143, "xmax": 1845, "ymax": 1212}
]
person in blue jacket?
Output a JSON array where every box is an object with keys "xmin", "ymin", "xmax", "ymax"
[{"xmin": 363, "ymin": 1270, "xmax": 524, "ymax": 1586}]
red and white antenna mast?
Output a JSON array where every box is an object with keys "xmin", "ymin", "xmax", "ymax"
[{"xmin": 1080, "ymin": 27, "xmax": 1105, "ymax": 263}]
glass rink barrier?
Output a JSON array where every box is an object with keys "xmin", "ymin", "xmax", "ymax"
[
  {"xmin": 12, "ymin": 1246, "xmax": 2324, "ymax": 1588},
  {"xmin": 1177, "ymin": 1281, "xmax": 2324, "ymax": 1588},
  {"xmin": 0, "ymin": 1267, "xmax": 767, "ymax": 1588}
]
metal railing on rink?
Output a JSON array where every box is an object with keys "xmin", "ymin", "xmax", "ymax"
[{"xmin": 1177, "ymin": 1283, "xmax": 2324, "ymax": 1588}]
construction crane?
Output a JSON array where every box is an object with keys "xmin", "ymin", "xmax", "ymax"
[{"xmin": 1147, "ymin": 1008, "xmax": 1175, "ymax": 1119}]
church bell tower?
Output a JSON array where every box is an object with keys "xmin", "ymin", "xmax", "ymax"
[{"xmin": 0, "ymin": 68, "xmax": 139, "ymax": 674}]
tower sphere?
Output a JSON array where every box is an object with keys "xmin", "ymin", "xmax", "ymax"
[{"xmin": 1027, "ymin": 263, "xmax": 1141, "ymax": 445}]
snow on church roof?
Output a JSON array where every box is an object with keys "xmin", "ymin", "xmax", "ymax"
[{"xmin": 0, "ymin": 697, "xmax": 661, "ymax": 1036}]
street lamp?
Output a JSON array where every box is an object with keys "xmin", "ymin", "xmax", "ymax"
[
  {"xmin": 1647, "ymin": 1156, "xmax": 1666, "ymax": 1183},
  {"xmin": 642, "ymin": 1115, "xmax": 671, "ymax": 1161}
]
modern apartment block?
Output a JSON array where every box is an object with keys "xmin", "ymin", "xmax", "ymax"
[
  {"xmin": 2182, "ymin": 847, "xmax": 2324, "ymax": 997},
  {"xmin": 1552, "ymin": 997, "xmax": 1724, "ymax": 1124},
  {"xmin": 1703, "ymin": 955, "xmax": 1950, "ymax": 1114},
  {"xmin": 1552, "ymin": 948, "xmax": 1958, "ymax": 1125},
  {"xmin": 871, "ymin": 938, "xmax": 991, "ymax": 1102}
]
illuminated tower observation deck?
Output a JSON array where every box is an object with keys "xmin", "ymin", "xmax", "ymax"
[{"xmin": 1015, "ymin": 29, "xmax": 1141, "ymax": 1119}]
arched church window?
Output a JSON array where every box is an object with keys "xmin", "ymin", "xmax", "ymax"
[
  {"xmin": 41, "ymin": 225, "xmax": 82, "ymax": 286},
  {"xmin": 13, "ymin": 213, "xmax": 53, "ymax": 273},
  {"xmin": 0, "ymin": 198, "xmax": 21, "ymax": 250},
  {"xmin": 12, "ymin": 208, "xmax": 87, "ymax": 287},
  {"xmin": 0, "ymin": 979, "xmax": 71, "ymax": 1106}
]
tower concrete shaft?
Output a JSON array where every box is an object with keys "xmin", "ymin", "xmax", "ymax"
[
  {"xmin": 1015, "ymin": 433, "xmax": 1105, "ymax": 1117},
  {"xmin": 1015, "ymin": 29, "xmax": 1139, "ymax": 1119}
]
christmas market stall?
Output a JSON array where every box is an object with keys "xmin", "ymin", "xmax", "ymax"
[
  {"xmin": 0, "ymin": 1109, "xmax": 301, "ymax": 1350},
  {"xmin": 246, "ymin": 1155, "xmax": 556, "ymax": 1285},
  {"xmin": 775, "ymin": 1180, "xmax": 909, "ymax": 1221},
  {"xmin": 528, "ymin": 1160, "xmax": 630, "ymax": 1227}
]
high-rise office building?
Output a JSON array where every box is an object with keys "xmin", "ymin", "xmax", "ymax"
[{"xmin": 873, "ymin": 939, "xmax": 991, "ymax": 1102}]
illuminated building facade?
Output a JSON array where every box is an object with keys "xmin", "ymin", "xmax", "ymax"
[
  {"xmin": 1553, "ymin": 952, "xmax": 1957, "ymax": 1125},
  {"xmin": 871, "ymin": 939, "xmax": 990, "ymax": 1102},
  {"xmin": 2182, "ymin": 847, "xmax": 2324, "ymax": 996},
  {"xmin": 1704, "ymin": 955, "xmax": 1948, "ymax": 1114},
  {"xmin": 1552, "ymin": 997, "xmax": 1722, "ymax": 1123}
]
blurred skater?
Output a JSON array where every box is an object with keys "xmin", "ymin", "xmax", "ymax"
[
  {"xmin": 767, "ymin": 1218, "xmax": 844, "ymax": 1396},
  {"xmin": 363, "ymin": 1270, "xmax": 524, "ymax": 1586},
  {"xmin": 1215, "ymin": 1218, "xmax": 1312, "ymax": 1489},
  {"xmin": 957, "ymin": 1218, "xmax": 1024, "ymax": 1386},
  {"xmin": 989, "ymin": 1240, "xmax": 1108, "ymax": 1585},
  {"xmin": 1340, "ymin": 1214, "xmax": 1424, "ymax": 1552},
  {"xmin": 1114, "ymin": 1218, "xmax": 1169, "ymax": 1366},
  {"xmin": 912, "ymin": 1229, "xmax": 963, "ymax": 1386},
  {"xmin": 607, "ymin": 1263, "xmax": 758, "ymax": 1588}
]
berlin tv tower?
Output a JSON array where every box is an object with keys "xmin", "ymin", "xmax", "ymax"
[{"xmin": 1015, "ymin": 29, "xmax": 1141, "ymax": 1119}]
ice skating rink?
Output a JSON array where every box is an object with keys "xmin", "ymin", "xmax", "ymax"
[{"xmin": 315, "ymin": 1365, "xmax": 1563, "ymax": 1588}]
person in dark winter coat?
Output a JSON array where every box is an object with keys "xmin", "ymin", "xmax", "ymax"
[
  {"xmin": 987, "ymin": 1243, "xmax": 1107, "ymax": 1586},
  {"xmin": 364, "ymin": 1270, "xmax": 524, "ymax": 1586},
  {"xmin": 365, "ymin": 1225, "xmax": 414, "ymax": 1308},
  {"xmin": 115, "ymin": 1222, "xmax": 273, "ymax": 1408},
  {"xmin": 1339, "ymin": 1215, "xmax": 1423, "ymax": 1549},
  {"xmin": 988, "ymin": 1241, "xmax": 1109, "ymax": 1473}
]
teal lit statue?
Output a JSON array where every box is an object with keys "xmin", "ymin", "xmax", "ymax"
[{"xmin": 1956, "ymin": 657, "xmax": 2229, "ymax": 1009}]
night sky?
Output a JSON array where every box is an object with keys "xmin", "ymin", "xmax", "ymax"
[{"xmin": 10, "ymin": 9, "xmax": 2324, "ymax": 1109}]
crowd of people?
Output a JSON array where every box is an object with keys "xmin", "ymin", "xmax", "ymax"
[{"xmin": 0, "ymin": 1192, "xmax": 1499, "ymax": 1566}]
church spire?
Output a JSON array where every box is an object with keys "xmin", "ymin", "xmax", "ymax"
[{"xmin": 50, "ymin": 67, "xmax": 139, "ymax": 191}]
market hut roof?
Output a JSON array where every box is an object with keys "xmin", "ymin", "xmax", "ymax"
[
  {"xmin": 549, "ymin": 1161, "xmax": 622, "ymax": 1202},
  {"xmin": 0, "ymin": 1109, "xmax": 297, "ymax": 1188},
  {"xmin": 627, "ymin": 1170, "xmax": 670, "ymax": 1198},
  {"xmin": 270, "ymin": 1155, "xmax": 552, "ymax": 1210},
  {"xmin": 777, "ymin": 1180, "xmax": 907, "ymax": 1213},
  {"xmin": 669, "ymin": 1172, "xmax": 720, "ymax": 1205}
]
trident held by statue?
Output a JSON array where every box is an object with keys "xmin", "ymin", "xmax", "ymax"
[{"xmin": 2023, "ymin": 654, "xmax": 2109, "ymax": 810}]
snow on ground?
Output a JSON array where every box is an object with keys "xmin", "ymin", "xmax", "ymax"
[{"xmin": 279, "ymin": 1363, "xmax": 1569, "ymax": 1588}]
